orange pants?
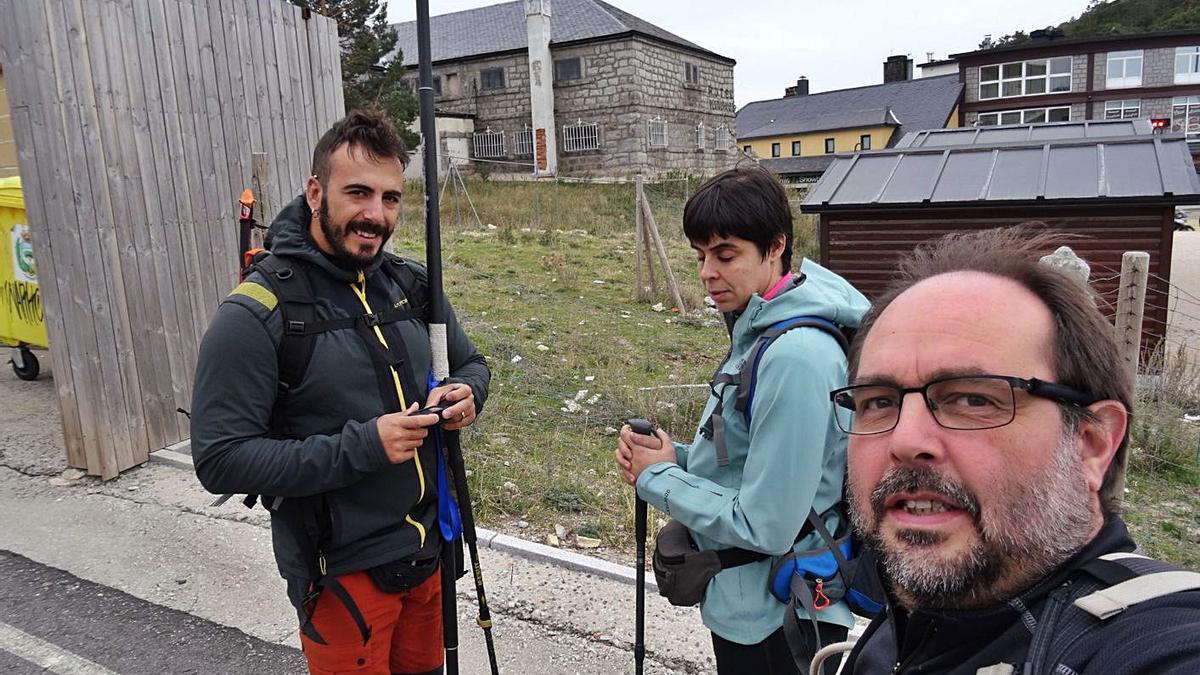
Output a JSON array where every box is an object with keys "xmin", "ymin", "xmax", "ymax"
[{"xmin": 299, "ymin": 568, "xmax": 443, "ymax": 675}]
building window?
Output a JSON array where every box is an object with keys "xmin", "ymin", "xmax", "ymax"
[
  {"xmin": 743, "ymin": 145, "xmax": 752, "ymax": 154},
  {"xmin": 1103, "ymin": 100, "xmax": 1141, "ymax": 120},
  {"xmin": 480, "ymin": 67, "xmax": 505, "ymax": 91},
  {"xmin": 685, "ymin": 63, "xmax": 700, "ymax": 86},
  {"xmin": 824, "ymin": 138, "xmax": 835, "ymax": 154},
  {"xmin": 1172, "ymin": 96, "xmax": 1200, "ymax": 144},
  {"xmin": 1177, "ymin": 46, "xmax": 1200, "ymax": 84},
  {"xmin": 771, "ymin": 142, "xmax": 781, "ymax": 157},
  {"xmin": 977, "ymin": 106, "xmax": 1071, "ymax": 126},
  {"xmin": 431, "ymin": 76, "xmax": 442, "ymax": 96},
  {"xmin": 513, "ymin": 127, "xmax": 534, "ymax": 156},
  {"xmin": 979, "ymin": 57, "xmax": 1071, "ymax": 100},
  {"xmin": 554, "ymin": 57, "xmax": 582, "ymax": 82},
  {"xmin": 713, "ymin": 125, "xmax": 732, "ymax": 152},
  {"xmin": 859, "ymin": 134, "xmax": 871, "ymax": 150},
  {"xmin": 473, "ymin": 128, "xmax": 505, "ymax": 158},
  {"xmin": 695, "ymin": 123, "xmax": 706, "ymax": 151},
  {"xmin": 563, "ymin": 120, "xmax": 600, "ymax": 152},
  {"xmin": 791, "ymin": 140, "xmax": 801, "ymax": 156},
  {"xmin": 648, "ymin": 117, "xmax": 668, "ymax": 148},
  {"xmin": 1106, "ymin": 50, "xmax": 1143, "ymax": 88}
]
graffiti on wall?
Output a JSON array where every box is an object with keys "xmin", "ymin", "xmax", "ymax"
[{"xmin": 0, "ymin": 280, "xmax": 41, "ymax": 325}]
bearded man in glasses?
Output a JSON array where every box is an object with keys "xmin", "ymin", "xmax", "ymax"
[{"xmin": 833, "ymin": 227, "xmax": 1200, "ymax": 675}]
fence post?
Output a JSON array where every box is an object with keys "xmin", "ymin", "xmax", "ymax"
[
  {"xmin": 1116, "ymin": 251, "xmax": 1150, "ymax": 385},
  {"xmin": 634, "ymin": 176, "xmax": 644, "ymax": 300},
  {"xmin": 640, "ymin": 191, "xmax": 686, "ymax": 313}
]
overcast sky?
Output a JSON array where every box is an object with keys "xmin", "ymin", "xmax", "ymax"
[{"xmin": 386, "ymin": 0, "xmax": 1091, "ymax": 108}]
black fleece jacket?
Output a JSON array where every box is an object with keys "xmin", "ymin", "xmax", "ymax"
[
  {"xmin": 844, "ymin": 517, "xmax": 1200, "ymax": 674},
  {"xmin": 191, "ymin": 196, "xmax": 490, "ymax": 579}
]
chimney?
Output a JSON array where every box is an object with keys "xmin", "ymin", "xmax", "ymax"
[
  {"xmin": 785, "ymin": 76, "xmax": 809, "ymax": 97},
  {"xmin": 883, "ymin": 55, "xmax": 913, "ymax": 83},
  {"xmin": 526, "ymin": 0, "xmax": 557, "ymax": 175}
]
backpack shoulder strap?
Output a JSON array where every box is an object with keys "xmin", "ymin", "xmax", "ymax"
[
  {"xmin": 734, "ymin": 315, "xmax": 850, "ymax": 419},
  {"xmin": 1025, "ymin": 552, "xmax": 1200, "ymax": 673},
  {"xmin": 379, "ymin": 253, "xmax": 429, "ymax": 322},
  {"xmin": 253, "ymin": 254, "xmax": 319, "ymax": 401},
  {"xmin": 1073, "ymin": 553, "xmax": 1200, "ymax": 620}
]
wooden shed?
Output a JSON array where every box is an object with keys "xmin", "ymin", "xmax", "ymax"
[{"xmin": 801, "ymin": 119, "xmax": 1200, "ymax": 344}]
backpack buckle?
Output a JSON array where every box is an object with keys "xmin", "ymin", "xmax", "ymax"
[
  {"xmin": 363, "ymin": 313, "xmax": 381, "ymax": 327},
  {"xmin": 286, "ymin": 320, "xmax": 306, "ymax": 335}
]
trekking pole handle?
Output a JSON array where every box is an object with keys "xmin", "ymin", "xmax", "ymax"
[{"xmin": 627, "ymin": 418, "xmax": 655, "ymax": 438}]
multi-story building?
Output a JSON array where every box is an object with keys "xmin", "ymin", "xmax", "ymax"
[
  {"xmin": 736, "ymin": 57, "xmax": 962, "ymax": 187},
  {"xmin": 951, "ymin": 29, "xmax": 1200, "ymax": 166},
  {"xmin": 389, "ymin": 0, "xmax": 737, "ymax": 177}
]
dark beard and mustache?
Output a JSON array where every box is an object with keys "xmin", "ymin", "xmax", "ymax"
[
  {"xmin": 318, "ymin": 197, "xmax": 392, "ymax": 268},
  {"xmin": 850, "ymin": 430, "xmax": 1095, "ymax": 611}
]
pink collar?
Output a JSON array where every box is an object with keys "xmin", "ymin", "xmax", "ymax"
[{"xmin": 761, "ymin": 273, "xmax": 793, "ymax": 301}]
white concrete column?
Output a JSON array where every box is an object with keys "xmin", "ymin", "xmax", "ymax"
[{"xmin": 526, "ymin": 0, "xmax": 557, "ymax": 175}]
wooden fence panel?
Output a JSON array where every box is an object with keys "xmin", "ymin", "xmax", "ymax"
[{"xmin": 0, "ymin": 0, "xmax": 344, "ymax": 477}]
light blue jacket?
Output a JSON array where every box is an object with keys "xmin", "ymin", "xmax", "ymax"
[{"xmin": 637, "ymin": 259, "xmax": 869, "ymax": 644}]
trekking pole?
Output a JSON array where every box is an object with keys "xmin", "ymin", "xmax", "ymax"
[
  {"xmin": 237, "ymin": 189, "xmax": 256, "ymax": 280},
  {"xmin": 628, "ymin": 418, "xmax": 655, "ymax": 675},
  {"xmin": 416, "ymin": 3, "xmax": 499, "ymax": 674}
]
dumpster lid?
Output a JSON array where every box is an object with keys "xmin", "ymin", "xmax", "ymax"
[{"xmin": 0, "ymin": 176, "xmax": 23, "ymax": 210}]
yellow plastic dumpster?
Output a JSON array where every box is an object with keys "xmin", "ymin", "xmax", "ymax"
[{"xmin": 0, "ymin": 176, "xmax": 47, "ymax": 380}]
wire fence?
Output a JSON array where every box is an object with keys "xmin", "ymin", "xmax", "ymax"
[{"xmin": 392, "ymin": 166, "xmax": 1199, "ymax": 568}]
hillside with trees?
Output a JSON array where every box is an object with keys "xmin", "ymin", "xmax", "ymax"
[{"xmin": 981, "ymin": 0, "xmax": 1200, "ymax": 49}]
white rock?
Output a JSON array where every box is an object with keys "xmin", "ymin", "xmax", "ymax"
[
  {"xmin": 586, "ymin": 394, "xmax": 600, "ymax": 405},
  {"xmin": 592, "ymin": 279, "xmax": 605, "ymax": 284},
  {"xmin": 554, "ymin": 524, "xmax": 568, "ymax": 538},
  {"xmin": 486, "ymin": 223, "xmax": 497, "ymax": 229},
  {"xmin": 517, "ymin": 520, "xmax": 530, "ymax": 529},
  {"xmin": 584, "ymin": 375, "xmax": 595, "ymax": 382},
  {"xmin": 536, "ymin": 344, "xmax": 550, "ymax": 351},
  {"xmin": 48, "ymin": 477, "xmax": 73, "ymax": 488},
  {"xmin": 503, "ymin": 481, "xmax": 519, "ymax": 493},
  {"xmin": 574, "ymin": 389, "xmax": 589, "ymax": 401},
  {"xmin": 651, "ymin": 302, "xmax": 665, "ymax": 312},
  {"xmin": 61, "ymin": 468, "xmax": 86, "ymax": 481},
  {"xmin": 545, "ymin": 534, "xmax": 560, "ymax": 547},
  {"xmin": 575, "ymin": 535, "xmax": 601, "ymax": 549},
  {"xmin": 510, "ymin": 355, "xmax": 523, "ymax": 363}
]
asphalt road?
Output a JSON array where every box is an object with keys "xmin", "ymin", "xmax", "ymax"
[{"xmin": 0, "ymin": 550, "xmax": 307, "ymax": 675}]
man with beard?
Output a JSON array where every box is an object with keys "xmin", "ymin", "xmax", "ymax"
[
  {"xmin": 191, "ymin": 108, "xmax": 489, "ymax": 675},
  {"xmin": 831, "ymin": 227, "xmax": 1200, "ymax": 674}
]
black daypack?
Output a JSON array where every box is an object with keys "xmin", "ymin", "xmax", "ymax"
[
  {"xmin": 210, "ymin": 251, "xmax": 431, "ymax": 510},
  {"xmin": 995, "ymin": 552, "xmax": 1200, "ymax": 675}
]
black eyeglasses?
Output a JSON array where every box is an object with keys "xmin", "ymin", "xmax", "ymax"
[{"xmin": 829, "ymin": 375, "xmax": 1098, "ymax": 436}]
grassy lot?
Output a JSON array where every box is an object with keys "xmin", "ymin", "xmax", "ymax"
[{"xmin": 391, "ymin": 176, "xmax": 1199, "ymax": 568}]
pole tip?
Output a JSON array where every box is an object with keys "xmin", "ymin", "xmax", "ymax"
[{"xmin": 239, "ymin": 188, "xmax": 256, "ymax": 207}]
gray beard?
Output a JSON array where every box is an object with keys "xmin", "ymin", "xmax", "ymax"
[{"xmin": 851, "ymin": 427, "xmax": 1095, "ymax": 610}]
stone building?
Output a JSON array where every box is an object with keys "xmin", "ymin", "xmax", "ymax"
[
  {"xmin": 389, "ymin": 0, "xmax": 737, "ymax": 178},
  {"xmin": 950, "ymin": 29, "xmax": 1200, "ymax": 168}
]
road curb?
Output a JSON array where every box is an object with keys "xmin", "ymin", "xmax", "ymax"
[{"xmin": 150, "ymin": 446, "xmax": 657, "ymax": 592}]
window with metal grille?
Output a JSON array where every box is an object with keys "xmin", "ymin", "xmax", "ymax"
[
  {"xmin": 562, "ymin": 120, "xmax": 600, "ymax": 152},
  {"xmin": 554, "ymin": 57, "xmax": 582, "ymax": 82},
  {"xmin": 714, "ymin": 124, "xmax": 732, "ymax": 152},
  {"xmin": 695, "ymin": 123, "xmax": 706, "ymax": 150},
  {"xmin": 473, "ymin": 128, "xmax": 506, "ymax": 158},
  {"xmin": 513, "ymin": 127, "xmax": 534, "ymax": 156},
  {"xmin": 480, "ymin": 67, "xmax": 505, "ymax": 91},
  {"xmin": 648, "ymin": 118, "xmax": 668, "ymax": 148},
  {"xmin": 1104, "ymin": 100, "xmax": 1141, "ymax": 120}
]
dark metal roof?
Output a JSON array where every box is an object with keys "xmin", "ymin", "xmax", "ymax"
[
  {"xmin": 740, "ymin": 108, "xmax": 899, "ymax": 141},
  {"xmin": 387, "ymin": 0, "xmax": 732, "ymax": 67},
  {"xmin": 802, "ymin": 124, "xmax": 1200, "ymax": 211},
  {"xmin": 896, "ymin": 119, "xmax": 1154, "ymax": 148},
  {"xmin": 760, "ymin": 155, "xmax": 836, "ymax": 176},
  {"xmin": 736, "ymin": 75, "xmax": 962, "ymax": 145}
]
